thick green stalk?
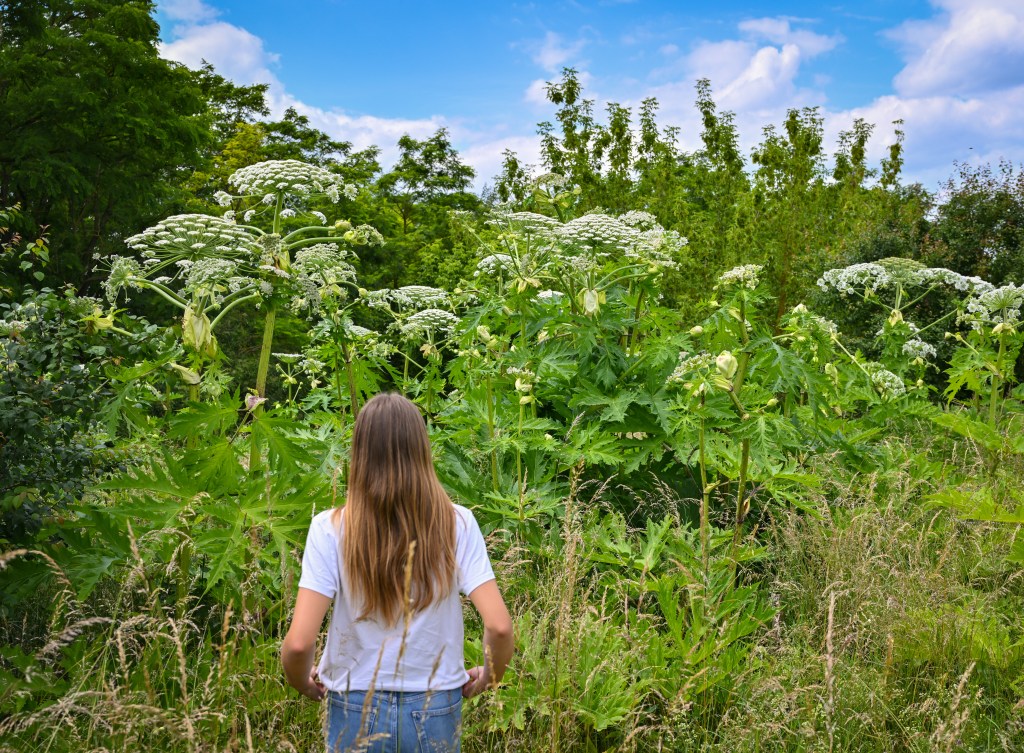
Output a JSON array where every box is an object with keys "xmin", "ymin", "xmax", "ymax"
[
  {"xmin": 517, "ymin": 402, "xmax": 525, "ymax": 521},
  {"xmin": 729, "ymin": 437, "xmax": 751, "ymax": 583},
  {"xmin": 486, "ymin": 374, "xmax": 498, "ymax": 492},
  {"xmin": 341, "ymin": 342, "xmax": 360, "ymax": 420},
  {"xmin": 249, "ymin": 304, "xmax": 277, "ymax": 472},
  {"xmin": 989, "ymin": 334, "xmax": 1006, "ymax": 428},
  {"xmin": 698, "ymin": 412, "xmax": 710, "ymax": 579}
]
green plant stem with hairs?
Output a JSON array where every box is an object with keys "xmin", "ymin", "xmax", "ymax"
[
  {"xmin": 340, "ymin": 341, "xmax": 360, "ymax": 419},
  {"xmin": 486, "ymin": 373, "xmax": 498, "ymax": 492},
  {"xmin": 698, "ymin": 404, "xmax": 710, "ymax": 579},
  {"xmin": 989, "ymin": 332, "xmax": 1006, "ymax": 427}
]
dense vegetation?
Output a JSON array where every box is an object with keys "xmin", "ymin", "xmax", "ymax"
[{"xmin": 2, "ymin": 2, "xmax": 1023, "ymax": 751}]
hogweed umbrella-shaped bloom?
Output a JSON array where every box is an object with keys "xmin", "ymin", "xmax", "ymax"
[
  {"xmin": 718, "ymin": 264, "xmax": 764, "ymax": 290},
  {"xmin": 228, "ymin": 159, "xmax": 356, "ymax": 204},
  {"xmin": 125, "ymin": 214, "xmax": 262, "ymax": 269},
  {"xmin": 963, "ymin": 283, "xmax": 1023, "ymax": 332},
  {"xmin": 398, "ymin": 309, "xmax": 460, "ymax": 341}
]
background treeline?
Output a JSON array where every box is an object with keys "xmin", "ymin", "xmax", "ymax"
[{"xmin": 3, "ymin": 0, "xmax": 1022, "ymax": 306}]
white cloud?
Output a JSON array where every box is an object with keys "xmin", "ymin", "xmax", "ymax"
[
  {"xmin": 158, "ymin": 0, "xmax": 219, "ymax": 23},
  {"xmin": 460, "ymin": 135, "xmax": 543, "ymax": 189},
  {"xmin": 158, "ymin": 9, "xmax": 450, "ymax": 173},
  {"xmin": 524, "ymin": 78, "xmax": 550, "ymax": 106},
  {"xmin": 634, "ymin": 5, "xmax": 1024, "ymax": 190},
  {"xmin": 532, "ymin": 31, "xmax": 587, "ymax": 72},
  {"xmin": 888, "ymin": 0, "xmax": 1024, "ymax": 97},
  {"xmin": 161, "ymin": 22, "xmax": 279, "ymax": 85},
  {"xmin": 738, "ymin": 17, "xmax": 842, "ymax": 58}
]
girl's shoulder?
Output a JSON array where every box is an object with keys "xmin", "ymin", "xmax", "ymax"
[
  {"xmin": 451, "ymin": 503, "xmax": 484, "ymax": 538},
  {"xmin": 309, "ymin": 507, "xmax": 342, "ymax": 540}
]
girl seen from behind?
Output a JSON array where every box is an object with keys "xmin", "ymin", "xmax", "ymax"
[{"xmin": 281, "ymin": 392, "xmax": 514, "ymax": 752}]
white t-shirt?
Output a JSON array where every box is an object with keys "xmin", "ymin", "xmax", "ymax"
[{"xmin": 297, "ymin": 503, "xmax": 495, "ymax": 692}]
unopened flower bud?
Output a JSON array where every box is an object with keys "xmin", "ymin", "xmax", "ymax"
[
  {"xmin": 716, "ymin": 350, "xmax": 738, "ymax": 380},
  {"xmin": 689, "ymin": 326, "xmax": 703, "ymax": 336},
  {"xmin": 169, "ymin": 362, "xmax": 201, "ymax": 385},
  {"xmin": 765, "ymin": 398, "xmax": 778, "ymax": 408},
  {"xmin": 519, "ymin": 395, "xmax": 535, "ymax": 405},
  {"xmin": 888, "ymin": 309, "xmax": 903, "ymax": 325}
]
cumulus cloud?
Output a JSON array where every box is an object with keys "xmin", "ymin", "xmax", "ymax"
[
  {"xmin": 157, "ymin": 1, "xmax": 450, "ymax": 172},
  {"xmin": 531, "ymin": 31, "xmax": 587, "ymax": 72},
  {"xmin": 807, "ymin": 0, "xmax": 1024, "ymax": 187},
  {"xmin": 738, "ymin": 17, "xmax": 842, "ymax": 58},
  {"xmin": 161, "ymin": 22, "xmax": 279, "ymax": 85},
  {"xmin": 887, "ymin": 0, "xmax": 1024, "ymax": 97},
  {"xmin": 639, "ymin": 5, "xmax": 1024, "ymax": 189}
]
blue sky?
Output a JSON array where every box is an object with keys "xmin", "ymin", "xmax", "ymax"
[{"xmin": 157, "ymin": 0, "xmax": 1024, "ymax": 192}]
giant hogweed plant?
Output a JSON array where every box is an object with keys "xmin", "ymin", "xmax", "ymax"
[
  {"xmin": 819, "ymin": 256, "xmax": 1024, "ymax": 527},
  {"xmin": 662, "ymin": 263, "xmax": 917, "ymax": 584},
  {"xmin": 102, "ymin": 160, "xmax": 382, "ymax": 466}
]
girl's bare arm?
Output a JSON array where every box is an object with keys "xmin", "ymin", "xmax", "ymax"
[
  {"xmin": 281, "ymin": 587, "xmax": 333, "ymax": 700},
  {"xmin": 464, "ymin": 580, "xmax": 514, "ymax": 697}
]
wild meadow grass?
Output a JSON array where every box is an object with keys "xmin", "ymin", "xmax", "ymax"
[{"xmin": 2, "ymin": 433, "xmax": 1021, "ymax": 753}]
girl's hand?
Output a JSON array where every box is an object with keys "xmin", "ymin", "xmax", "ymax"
[
  {"xmin": 301, "ymin": 667, "xmax": 326, "ymax": 701},
  {"xmin": 462, "ymin": 666, "xmax": 489, "ymax": 698}
]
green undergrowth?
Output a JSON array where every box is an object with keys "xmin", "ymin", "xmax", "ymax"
[{"xmin": 1, "ymin": 433, "xmax": 1021, "ymax": 753}]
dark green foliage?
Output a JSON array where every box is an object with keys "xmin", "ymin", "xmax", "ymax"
[
  {"xmin": 0, "ymin": 287, "xmax": 163, "ymax": 544},
  {"xmin": 0, "ymin": 0, "xmax": 211, "ymax": 286}
]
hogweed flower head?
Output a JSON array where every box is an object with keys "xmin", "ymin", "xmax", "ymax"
[
  {"xmin": 718, "ymin": 264, "xmax": 764, "ymax": 290},
  {"xmin": 864, "ymin": 362, "xmax": 906, "ymax": 397},
  {"xmin": 392, "ymin": 285, "xmax": 450, "ymax": 310},
  {"xmin": 125, "ymin": 214, "xmax": 261, "ymax": 261},
  {"xmin": 228, "ymin": 160, "xmax": 353, "ymax": 203},
  {"xmin": 668, "ymin": 351, "xmax": 714, "ymax": 384},
  {"xmin": 963, "ymin": 283, "xmax": 1023, "ymax": 332},
  {"xmin": 292, "ymin": 244, "xmax": 357, "ymax": 292},
  {"xmin": 817, "ymin": 263, "xmax": 891, "ymax": 296},
  {"xmin": 399, "ymin": 308, "xmax": 460, "ymax": 340},
  {"xmin": 104, "ymin": 257, "xmax": 144, "ymax": 303}
]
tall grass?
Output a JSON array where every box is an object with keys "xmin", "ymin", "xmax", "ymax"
[{"xmin": 2, "ymin": 437, "xmax": 1022, "ymax": 752}]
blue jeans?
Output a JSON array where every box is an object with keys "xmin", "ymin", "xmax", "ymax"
[{"xmin": 325, "ymin": 687, "xmax": 462, "ymax": 753}]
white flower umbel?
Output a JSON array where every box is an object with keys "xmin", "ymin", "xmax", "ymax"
[
  {"xmin": 817, "ymin": 263, "xmax": 891, "ymax": 296},
  {"xmin": 125, "ymin": 214, "xmax": 262, "ymax": 261},
  {"xmin": 228, "ymin": 160, "xmax": 352, "ymax": 203},
  {"xmin": 476, "ymin": 254, "xmax": 514, "ymax": 277},
  {"xmin": 718, "ymin": 264, "xmax": 764, "ymax": 290},
  {"xmin": 557, "ymin": 214, "xmax": 637, "ymax": 252},
  {"xmin": 392, "ymin": 285, "xmax": 450, "ymax": 310},
  {"xmin": 182, "ymin": 258, "xmax": 241, "ymax": 300},
  {"xmin": 618, "ymin": 210, "xmax": 658, "ymax": 230},
  {"xmin": 103, "ymin": 257, "xmax": 144, "ymax": 303},
  {"xmin": 499, "ymin": 212, "xmax": 561, "ymax": 236},
  {"xmin": 399, "ymin": 308, "xmax": 460, "ymax": 340},
  {"xmin": 963, "ymin": 283, "xmax": 1023, "ymax": 332},
  {"xmin": 902, "ymin": 338, "xmax": 937, "ymax": 360},
  {"xmin": 915, "ymin": 268, "xmax": 994, "ymax": 295},
  {"xmin": 292, "ymin": 244, "xmax": 358, "ymax": 289},
  {"xmin": 864, "ymin": 362, "xmax": 906, "ymax": 397},
  {"xmin": 668, "ymin": 351, "xmax": 714, "ymax": 383}
]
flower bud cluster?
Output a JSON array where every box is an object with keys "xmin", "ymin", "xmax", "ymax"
[{"xmin": 717, "ymin": 264, "xmax": 764, "ymax": 290}]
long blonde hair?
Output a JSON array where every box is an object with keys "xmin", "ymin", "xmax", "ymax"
[{"xmin": 338, "ymin": 392, "xmax": 456, "ymax": 627}]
